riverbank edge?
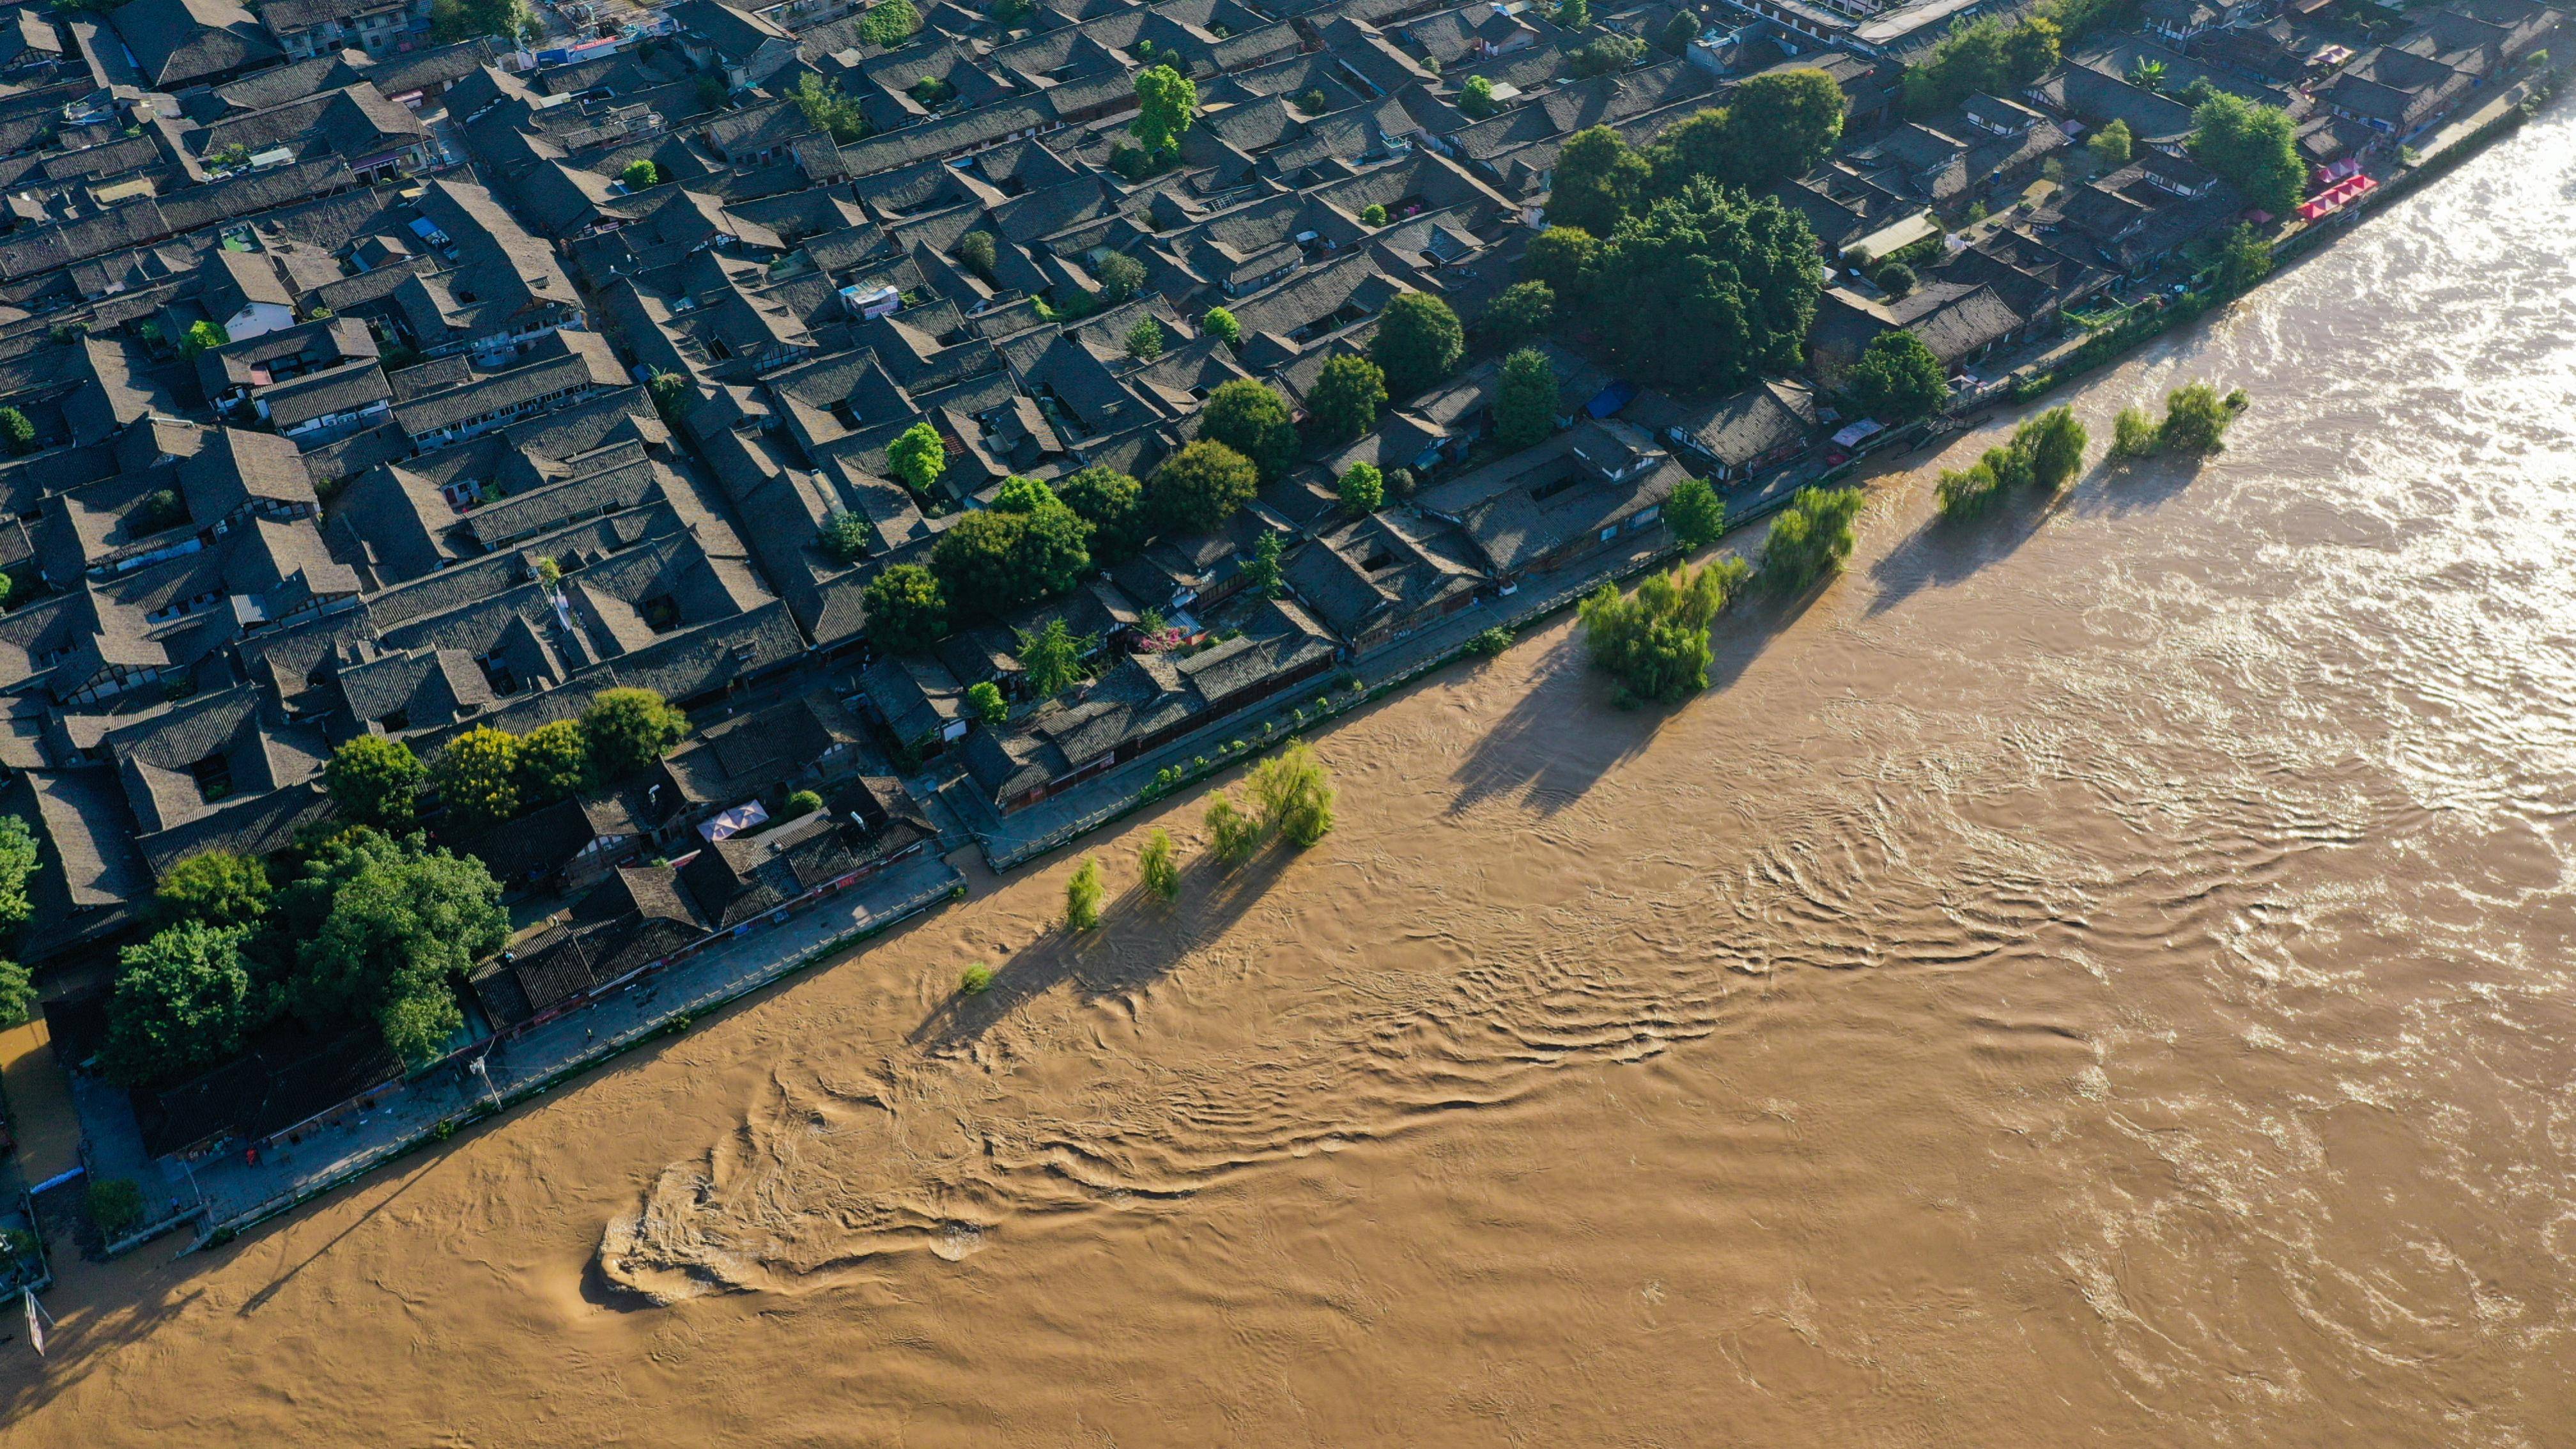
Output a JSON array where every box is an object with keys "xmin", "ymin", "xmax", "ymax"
[{"xmin": 187, "ymin": 865, "xmax": 966, "ymax": 1251}]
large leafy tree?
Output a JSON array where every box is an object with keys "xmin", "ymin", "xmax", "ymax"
[
  {"xmin": 1665, "ymin": 477, "xmax": 1726, "ymax": 550},
  {"xmin": 1370, "ymin": 292, "xmax": 1464, "ymax": 399},
  {"xmin": 886, "ymin": 420, "xmax": 948, "ymax": 493},
  {"xmin": 325, "ymin": 735, "xmax": 425, "ymax": 830},
  {"xmin": 431, "ymin": 727, "xmax": 521, "ymax": 833},
  {"xmin": 1521, "ymin": 226, "xmax": 1597, "ymax": 300},
  {"xmin": 929, "ymin": 503, "xmax": 1095, "ymax": 617},
  {"xmin": 1055, "ymin": 465, "xmax": 1146, "ymax": 561},
  {"xmin": 1495, "ymin": 348, "xmax": 1559, "ymax": 452},
  {"xmin": 103, "ymin": 922, "xmax": 259, "ymax": 1087},
  {"xmin": 1761, "ymin": 485, "xmax": 1865, "ymax": 593},
  {"xmin": 583, "ymin": 688, "xmax": 691, "ymax": 779},
  {"xmin": 864, "ymin": 561, "xmax": 948, "ymax": 651},
  {"xmin": 1590, "ymin": 180, "xmax": 1822, "ymax": 393},
  {"xmin": 1307, "ymin": 355, "xmax": 1389, "ymax": 442},
  {"xmin": 1148, "ymin": 440, "xmax": 1259, "ymax": 534},
  {"xmin": 516, "ymin": 720, "xmax": 594, "ymax": 807},
  {"xmin": 787, "ymin": 72, "xmax": 870, "ymax": 143},
  {"xmin": 1014, "ymin": 618, "xmax": 1098, "ymax": 698},
  {"xmin": 1131, "ymin": 64, "xmax": 1197, "ymax": 155},
  {"xmin": 856, "ymin": 0, "xmax": 920, "ymax": 46},
  {"xmin": 2190, "ymin": 93, "xmax": 2302, "ymax": 215},
  {"xmin": 295, "ymin": 842, "xmax": 505, "ymax": 1065},
  {"xmin": 1478, "ymin": 281, "xmax": 1555, "ymax": 352},
  {"xmin": 1577, "ymin": 561, "xmax": 1751, "ymax": 707},
  {"xmin": 1844, "ymin": 330, "xmax": 1950, "ymax": 422},
  {"xmin": 1548, "ymin": 126, "xmax": 1651, "ymax": 236},
  {"xmin": 1715, "ymin": 70, "xmax": 1845, "ymax": 189},
  {"xmin": 1198, "ymin": 379, "xmax": 1298, "ymax": 481},
  {"xmin": 152, "ymin": 851, "xmax": 272, "ymax": 932}
]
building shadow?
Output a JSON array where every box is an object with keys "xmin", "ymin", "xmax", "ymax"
[
  {"xmin": 1865, "ymin": 483, "xmax": 2072, "ymax": 617},
  {"xmin": 907, "ymin": 850, "xmax": 1294, "ymax": 1054},
  {"xmin": 0, "ymin": 1280, "xmax": 206, "ymax": 1422}
]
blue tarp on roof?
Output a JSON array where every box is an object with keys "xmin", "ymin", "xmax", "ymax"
[{"xmin": 1586, "ymin": 380, "xmax": 1638, "ymax": 418}]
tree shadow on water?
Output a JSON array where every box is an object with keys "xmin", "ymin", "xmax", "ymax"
[
  {"xmin": 907, "ymin": 850, "xmax": 1295, "ymax": 1054},
  {"xmin": 1446, "ymin": 633, "xmax": 1669, "ymax": 816},
  {"xmin": 1865, "ymin": 485, "xmax": 2070, "ymax": 617},
  {"xmin": 2069, "ymin": 453, "xmax": 2203, "ymax": 519}
]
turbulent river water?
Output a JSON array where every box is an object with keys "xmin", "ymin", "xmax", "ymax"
[{"xmin": 10, "ymin": 110, "xmax": 2576, "ymax": 1447}]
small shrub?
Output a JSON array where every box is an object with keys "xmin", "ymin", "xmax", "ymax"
[
  {"xmin": 967, "ymin": 680, "xmax": 1007, "ymax": 725},
  {"xmin": 88, "ymin": 1177, "xmax": 147, "ymax": 1238},
  {"xmin": 959, "ymin": 963, "xmax": 994, "ymax": 993},
  {"xmin": 1463, "ymin": 626, "xmax": 1515, "ymax": 658},
  {"xmin": 783, "ymin": 789, "xmax": 824, "ymax": 818}
]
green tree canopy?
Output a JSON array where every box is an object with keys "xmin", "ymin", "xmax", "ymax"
[
  {"xmin": 1015, "ymin": 617, "xmax": 1099, "ymax": 698},
  {"xmin": 1125, "ymin": 314, "xmax": 1165, "ymax": 360},
  {"xmin": 0, "ymin": 406, "xmax": 33, "ymax": 455},
  {"xmin": 991, "ymin": 474, "xmax": 1061, "ymax": 513},
  {"xmin": 1522, "ymin": 226, "xmax": 1597, "ymax": 299},
  {"xmin": 324, "ymin": 736, "xmax": 424, "ymax": 829},
  {"xmin": 1461, "ymin": 75, "xmax": 1499, "ymax": 118},
  {"xmin": 887, "ymin": 420, "xmax": 948, "ymax": 493},
  {"xmin": 1201, "ymin": 305, "xmax": 1240, "ymax": 346},
  {"xmin": 294, "ymin": 840, "xmax": 505, "ymax": 1065},
  {"xmin": 1844, "ymin": 329, "xmax": 1950, "ymax": 423},
  {"xmin": 620, "ymin": 159, "xmax": 661, "ymax": 190},
  {"xmin": 1094, "ymin": 250, "xmax": 1147, "ymax": 302},
  {"xmin": 2019, "ymin": 404, "xmax": 2089, "ymax": 490},
  {"xmin": 967, "ymin": 680, "xmax": 1006, "ymax": 725},
  {"xmin": 1548, "ymin": 126, "xmax": 1651, "ymax": 235},
  {"xmin": 787, "ymin": 72, "xmax": 870, "ymax": 143},
  {"xmin": 516, "ymin": 719, "xmax": 594, "ymax": 807},
  {"xmin": 152, "ymin": 851, "xmax": 272, "ymax": 933},
  {"xmin": 864, "ymin": 562, "xmax": 948, "ymax": 653},
  {"xmin": 1577, "ymin": 560, "xmax": 1750, "ymax": 707},
  {"xmin": 429, "ymin": 0, "xmax": 532, "ymax": 44},
  {"xmin": 1150, "ymin": 440, "xmax": 1260, "ymax": 534},
  {"xmin": 955, "ymin": 230, "xmax": 999, "ymax": 279},
  {"xmin": 1249, "ymin": 740, "xmax": 1334, "ymax": 846},
  {"xmin": 857, "ymin": 0, "xmax": 920, "ymax": 45},
  {"xmin": 1370, "ymin": 292, "xmax": 1464, "ymax": 399},
  {"xmin": 583, "ymin": 688, "xmax": 691, "ymax": 779},
  {"xmin": 1056, "ymin": 464, "xmax": 1147, "ymax": 561},
  {"xmin": 818, "ymin": 509, "xmax": 873, "ymax": 563},
  {"xmin": 103, "ymin": 922, "xmax": 259, "ymax": 1087},
  {"xmin": 1308, "ymin": 354, "xmax": 1389, "ymax": 442},
  {"xmin": 2089, "ymin": 117, "xmax": 2133, "ymax": 166},
  {"xmin": 0, "ymin": 815, "xmax": 33, "ymax": 935},
  {"xmin": 2158, "ymin": 381, "xmax": 2249, "ymax": 454},
  {"xmin": 431, "ymin": 727, "xmax": 521, "ymax": 834},
  {"xmin": 1132, "ymin": 64, "xmax": 1197, "ymax": 154},
  {"xmin": 2212, "ymin": 220, "xmax": 2273, "ymax": 295},
  {"xmin": 1478, "ymin": 281, "xmax": 1555, "ymax": 352},
  {"xmin": 1761, "ymin": 486, "xmax": 1865, "ymax": 593},
  {"xmin": 1655, "ymin": 71, "xmax": 1846, "ymax": 193},
  {"xmin": 1338, "ymin": 461, "xmax": 1384, "ymax": 514},
  {"xmin": 1665, "ymin": 477, "xmax": 1726, "ymax": 550},
  {"xmin": 1198, "ymin": 379, "xmax": 1299, "ymax": 480},
  {"xmin": 2190, "ymin": 93, "xmax": 2303, "ymax": 216},
  {"xmin": 1245, "ymin": 529, "xmax": 1285, "ymax": 598},
  {"xmin": 1138, "ymin": 827, "xmax": 1179, "ymax": 899},
  {"xmin": 1590, "ymin": 180, "xmax": 1821, "ymax": 392},
  {"xmin": 930, "ymin": 504, "xmax": 1093, "ymax": 617},
  {"xmin": 1064, "ymin": 857, "xmax": 1105, "ymax": 929},
  {"xmin": 1495, "ymin": 347, "xmax": 1559, "ymax": 452},
  {"xmin": 1568, "ymin": 33, "xmax": 1644, "ymax": 78}
]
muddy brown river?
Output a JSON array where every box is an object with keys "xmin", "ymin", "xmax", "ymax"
[{"xmin": 8, "ymin": 112, "xmax": 2576, "ymax": 1446}]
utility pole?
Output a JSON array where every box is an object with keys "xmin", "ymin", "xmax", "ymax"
[{"xmin": 467, "ymin": 1053, "xmax": 502, "ymax": 1112}]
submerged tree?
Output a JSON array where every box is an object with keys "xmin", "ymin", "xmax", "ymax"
[
  {"xmin": 1759, "ymin": 486, "xmax": 1865, "ymax": 593},
  {"xmin": 1138, "ymin": 827, "xmax": 1180, "ymax": 900},
  {"xmin": 1064, "ymin": 857, "xmax": 1105, "ymax": 930},
  {"xmin": 1577, "ymin": 560, "xmax": 1752, "ymax": 707},
  {"xmin": 1247, "ymin": 741, "xmax": 1334, "ymax": 846}
]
